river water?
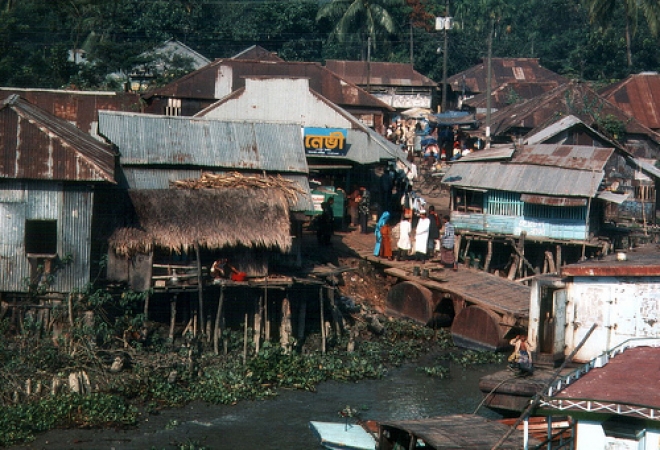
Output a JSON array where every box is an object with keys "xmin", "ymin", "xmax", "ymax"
[{"xmin": 13, "ymin": 358, "xmax": 505, "ymax": 450}]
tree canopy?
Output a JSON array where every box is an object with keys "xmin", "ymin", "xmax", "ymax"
[{"xmin": 0, "ymin": 0, "xmax": 659, "ymax": 90}]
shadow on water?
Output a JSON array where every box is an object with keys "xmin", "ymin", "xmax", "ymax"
[{"xmin": 12, "ymin": 361, "xmax": 506, "ymax": 450}]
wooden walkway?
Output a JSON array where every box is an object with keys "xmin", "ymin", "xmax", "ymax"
[
  {"xmin": 340, "ymin": 231, "xmax": 530, "ymax": 319},
  {"xmin": 339, "ymin": 230, "xmax": 531, "ymax": 350}
]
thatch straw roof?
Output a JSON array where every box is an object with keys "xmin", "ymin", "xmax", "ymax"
[{"xmin": 109, "ymin": 187, "xmax": 292, "ymax": 256}]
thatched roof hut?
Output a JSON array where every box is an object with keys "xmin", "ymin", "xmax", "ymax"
[{"xmin": 109, "ymin": 187, "xmax": 292, "ymax": 256}]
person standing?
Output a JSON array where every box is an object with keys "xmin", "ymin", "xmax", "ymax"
[
  {"xmin": 440, "ymin": 214, "xmax": 457, "ymax": 270},
  {"xmin": 414, "ymin": 210, "xmax": 430, "ymax": 263},
  {"xmin": 374, "ymin": 211, "xmax": 393, "ymax": 260},
  {"xmin": 318, "ymin": 197, "xmax": 335, "ymax": 246},
  {"xmin": 346, "ymin": 185, "xmax": 361, "ymax": 228},
  {"xmin": 358, "ymin": 187, "xmax": 370, "ymax": 234},
  {"xmin": 427, "ymin": 205, "xmax": 440, "ymax": 259},
  {"xmin": 396, "ymin": 213, "xmax": 412, "ymax": 261}
]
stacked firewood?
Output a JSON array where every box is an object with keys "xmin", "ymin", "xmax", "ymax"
[{"xmin": 171, "ymin": 171, "xmax": 307, "ymax": 202}]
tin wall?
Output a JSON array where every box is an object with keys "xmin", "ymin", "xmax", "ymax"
[
  {"xmin": 0, "ymin": 181, "xmax": 93, "ymax": 294},
  {"xmin": 567, "ymin": 277, "xmax": 660, "ymax": 362}
]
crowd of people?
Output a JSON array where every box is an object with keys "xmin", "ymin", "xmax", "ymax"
[
  {"xmin": 373, "ymin": 205, "xmax": 458, "ymax": 270},
  {"xmin": 385, "ymin": 117, "xmax": 483, "ymax": 168}
]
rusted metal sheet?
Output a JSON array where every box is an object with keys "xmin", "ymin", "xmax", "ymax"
[
  {"xmin": 513, "ymin": 144, "xmax": 612, "ymax": 171},
  {"xmin": 0, "ymin": 88, "xmax": 141, "ymax": 137},
  {"xmin": 489, "ymin": 81, "xmax": 660, "ymax": 144},
  {"xmin": 520, "ymin": 194, "xmax": 587, "ymax": 206},
  {"xmin": 324, "ymin": 60, "xmax": 437, "ymax": 87},
  {"xmin": 451, "ymin": 305, "xmax": 505, "ymax": 351},
  {"xmin": 600, "ymin": 72, "xmax": 660, "ymax": 131},
  {"xmin": 144, "ymin": 59, "xmax": 393, "ymax": 112},
  {"xmin": 464, "ymin": 81, "xmax": 560, "ymax": 109},
  {"xmin": 447, "ymin": 58, "xmax": 569, "ymax": 94},
  {"xmin": 552, "ymin": 346, "xmax": 660, "ymax": 415},
  {"xmin": 1, "ymin": 95, "xmax": 115, "ymax": 182},
  {"xmin": 386, "ymin": 281, "xmax": 435, "ymax": 324}
]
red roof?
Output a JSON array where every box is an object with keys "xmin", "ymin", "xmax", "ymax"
[
  {"xmin": 600, "ymin": 73, "xmax": 660, "ymax": 131},
  {"xmin": 144, "ymin": 59, "xmax": 394, "ymax": 111},
  {"xmin": 553, "ymin": 346, "xmax": 660, "ymax": 414},
  {"xmin": 325, "ymin": 60, "xmax": 438, "ymax": 87},
  {"xmin": 446, "ymin": 58, "xmax": 568, "ymax": 95},
  {"xmin": 561, "ymin": 246, "xmax": 660, "ymax": 276}
]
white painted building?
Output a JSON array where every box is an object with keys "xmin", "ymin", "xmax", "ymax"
[{"xmin": 529, "ymin": 247, "xmax": 660, "ymax": 364}]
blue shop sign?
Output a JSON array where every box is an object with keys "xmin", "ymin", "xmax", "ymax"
[{"xmin": 304, "ymin": 128, "xmax": 348, "ymax": 156}]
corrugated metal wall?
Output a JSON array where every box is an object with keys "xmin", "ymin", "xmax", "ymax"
[{"xmin": 0, "ymin": 182, "xmax": 93, "ymax": 293}]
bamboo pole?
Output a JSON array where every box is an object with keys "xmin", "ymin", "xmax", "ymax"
[
  {"xmin": 264, "ymin": 281, "xmax": 270, "ymax": 341},
  {"xmin": 214, "ymin": 285, "xmax": 225, "ymax": 355},
  {"xmin": 169, "ymin": 294, "xmax": 178, "ymax": 342},
  {"xmin": 280, "ymin": 297, "xmax": 291, "ymax": 353},
  {"xmin": 254, "ymin": 296, "xmax": 262, "ymax": 354},
  {"xmin": 319, "ymin": 286, "xmax": 326, "ymax": 354}
]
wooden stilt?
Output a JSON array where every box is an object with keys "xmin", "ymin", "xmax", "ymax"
[
  {"xmin": 67, "ymin": 293, "xmax": 74, "ymax": 327},
  {"xmin": 455, "ymin": 234, "xmax": 462, "ymax": 266},
  {"xmin": 319, "ymin": 286, "xmax": 326, "ymax": 354},
  {"xmin": 508, "ymin": 255, "xmax": 520, "ymax": 280},
  {"xmin": 169, "ymin": 294, "xmax": 178, "ymax": 342},
  {"xmin": 297, "ymin": 297, "xmax": 307, "ymax": 345},
  {"xmin": 143, "ymin": 292, "xmax": 150, "ymax": 321},
  {"xmin": 545, "ymin": 251, "xmax": 556, "ymax": 273},
  {"xmin": 264, "ymin": 283, "xmax": 270, "ymax": 341},
  {"xmin": 214, "ymin": 285, "xmax": 225, "ymax": 355},
  {"xmin": 280, "ymin": 297, "xmax": 292, "ymax": 353},
  {"xmin": 243, "ymin": 312, "xmax": 249, "ymax": 365},
  {"xmin": 194, "ymin": 242, "xmax": 204, "ymax": 335},
  {"xmin": 484, "ymin": 240, "xmax": 493, "ymax": 273},
  {"xmin": 556, "ymin": 245, "xmax": 562, "ymax": 275},
  {"xmin": 328, "ymin": 281, "xmax": 343, "ymax": 338}
]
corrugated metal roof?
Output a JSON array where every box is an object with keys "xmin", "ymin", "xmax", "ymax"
[
  {"xmin": 442, "ymin": 161, "xmax": 603, "ymax": 197},
  {"xmin": 550, "ymin": 346, "xmax": 660, "ymax": 413},
  {"xmin": 98, "ymin": 111, "xmax": 309, "ymax": 173},
  {"xmin": 600, "ymin": 72, "xmax": 660, "ymax": 130},
  {"xmin": 463, "ymin": 81, "xmax": 560, "ymax": 109},
  {"xmin": 0, "ymin": 95, "xmax": 116, "ymax": 183},
  {"xmin": 231, "ymin": 45, "xmax": 283, "ymax": 62},
  {"xmin": 143, "ymin": 59, "xmax": 394, "ymax": 111},
  {"xmin": 447, "ymin": 58, "xmax": 569, "ymax": 94},
  {"xmin": 511, "ymin": 144, "xmax": 614, "ymax": 171},
  {"xmin": 0, "ymin": 88, "xmax": 141, "ymax": 137},
  {"xmin": 324, "ymin": 60, "xmax": 438, "ymax": 87},
  {"xmin": 487, "ymin": 81, "xmax": 660, "ymax": 144}
]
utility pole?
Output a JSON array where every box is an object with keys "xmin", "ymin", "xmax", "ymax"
[
  {"xmin": 367, "ymin": 36, "xmax": 371, "ymax": 93},
  {"xmin": 409, "ymin": 20, "xmax": 414, "ymax": 65},
  {"xmin": 485, "ymin": 17, "xmax": 494, "ymax": 148},
  {"xmin": 441, "ymin": 0, "xmax": 450, "ymax": 113}
]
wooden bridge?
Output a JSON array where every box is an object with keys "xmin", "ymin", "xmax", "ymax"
[{"xmin": 341, "ymin": 231, "xmax": 530, "ymax": 351}]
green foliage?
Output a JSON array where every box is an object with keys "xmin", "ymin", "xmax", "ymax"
[
  {"xmin": 440, "ymin": 349, "xmax": 507, "ymax": 366},
  {"xmin": 0, "ymin": 393, "xmax": 138, "ymax": 446}
]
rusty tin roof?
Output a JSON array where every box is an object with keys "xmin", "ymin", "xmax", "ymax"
[
  {"xmin": 143, "ymin": 59, "xmax": 394, "ymax": 111},
  {"xmin": 600, "ymin": 72, "xmax": 660, "ymax": 131},
  {"xmin": 447, "ymin": 58, "xmax": 569, "ymax": 95},
  {"xmin": 324, "ymin": 60, "xmax": 438, "ymax": 87},
  {"xmin": 547, "ymin": 345, "xmax": 660, "ymax": 417},
  {"xmin": 463, "ymin": 81, "xmax": 561, "ymax": 109},
  {"xmin": 0, "ymin": 95, "xmax": 115, "ymax": 183},
  {"xmin": 487, "ymin": 81, "xmax": 660, "ymax": 144},
  {"xmin": 561, "ymin": 245, "xmax": 660, "ymax": 276}
]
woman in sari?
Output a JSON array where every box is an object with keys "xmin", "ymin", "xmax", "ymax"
[{"xmin": 374, "ymin": 211, "xmax": 392, "ymax": 259}]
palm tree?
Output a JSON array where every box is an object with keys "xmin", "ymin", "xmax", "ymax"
[
  {"xmin": 583, "ymin": 0, "xmax": 660, "ymax": 67},
  {"xmin": 316, "ymin": 0, "xmax": 402, "ymax": 60}
]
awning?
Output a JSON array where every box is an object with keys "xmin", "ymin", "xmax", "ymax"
[
  {"xmin": 521, "ymin": 194, "xmax": 587, "ymax": 206},
  {"xmin": 596, "ymin": 190, "xmax": 631, "ymax": 204}
]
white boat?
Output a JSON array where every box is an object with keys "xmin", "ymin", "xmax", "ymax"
[{"xmin": 309, "ymin": 420, "xmax": 378, "ymax": 450}]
